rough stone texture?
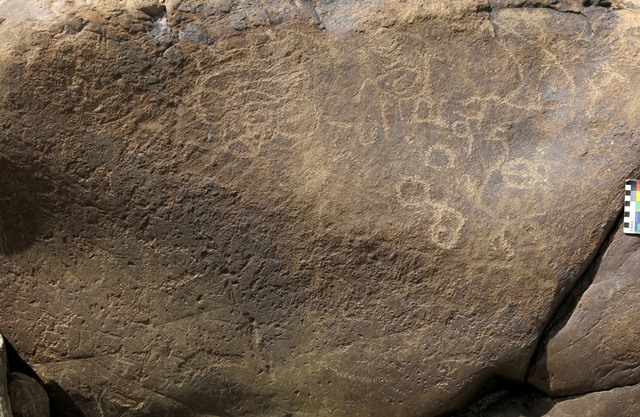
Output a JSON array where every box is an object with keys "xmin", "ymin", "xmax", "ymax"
[
  {"xmin": 7, "ymin": 373, "xmax": 49, "ymax": 417},
  {"xmin": 455, "ymin": 383, "xmax": 640, "ymax": 417},
  {"xmin": 1, "ymin": 1, "xmax": 640, "ymax": 417},
  {"xmin": 529, "ymin": 222, "xmax": 640, "ymax": 396},
  {"xmin": 0, "ymin": 337, "xmax": 13, "ymax": 417}
]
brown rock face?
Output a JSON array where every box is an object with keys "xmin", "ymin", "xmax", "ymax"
[
  {"xmin": 1, "ymin": 1, "xmax": 640, "ymax": 416},
  {"xmin": 529, "ymin": 223, "xmax": 640, "ymax": 396}
]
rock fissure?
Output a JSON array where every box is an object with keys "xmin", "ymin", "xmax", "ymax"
[
  {"xmin": 450, "ymin": 380, "xmax": 640, "ymax": 416},
  {"xmin": 487, "ymin": 0, "xmax": 614, "ymax": 9},
  {"xmin": 485, "ymin": 0, "xmax": 616, "ymax": 19},
  {"xmin": 524, "ymin": 207, "xmax": 625, "ymax": 384},
  {"xmin": 550, "ymin": 381, "xmax": 640, "ymax": 399}
]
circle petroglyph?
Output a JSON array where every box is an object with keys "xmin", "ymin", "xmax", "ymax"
[{"xmin": 425, "ymin": 144, "xmax": 456, "ymax": 170}]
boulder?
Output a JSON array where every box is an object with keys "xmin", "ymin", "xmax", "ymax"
[{"xmin": 1, "ymin": 1, "xmax": 640, "ymax": 416}]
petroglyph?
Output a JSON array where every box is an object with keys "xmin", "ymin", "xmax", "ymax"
[
  {"xmin": 490, "ymin": 10, "xmax": 578, "ymax": 111},
  {"xmin": 396, "ymin": 176, "xmax": 432, "ymax": 209},
  {"xmin": 197, "ymin": 69, "xmax": 287, "ymax": 158},
  {"xmin": 501, "ymin": 157, "xmax": 548, "ymax": 187},
  {"xmin": 376, "ymin": 67, "xmax": 422, "ymax": 98},
  {"xmin": 424, "ymin": 144, "xmax": 457, "ymax": 171},
  {"xmin": 429, "ymin": 203, "xmax": 466, "ymax": 250},
  {"xmin": 488, "ymin": 229, "xmax": 517, "ymax": 261},
  {"xmin": 186, "ymin": 22, "xmax": 563, "ymax": 242}
]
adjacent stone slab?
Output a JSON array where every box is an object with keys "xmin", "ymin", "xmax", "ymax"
[
  {"xmin": 0, "ymin": 337, "xmax": 12, "ymax": 417},
  {"xmin": 529, "ymin": 223, "xmax": 640, "ymax": 395},
  {"xmin": 7, "ymin": 373, "xmax": 49, "ymax": 417},
  {"xmin": 1, "ymin": 1, "xmax": 640, "ymax": 417}
]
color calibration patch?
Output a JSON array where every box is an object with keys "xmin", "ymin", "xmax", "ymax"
[{"xmin": 624, "ymin": 179, "xmax": 640, "ymax": 234}]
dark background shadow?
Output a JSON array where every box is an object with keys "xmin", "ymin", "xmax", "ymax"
[
  {"xmin": 4, "ymin": 337, "xmax": 87, "ymax": 417},
  {"xmin": 445, "ymin": 379, "xmax": 554, "ymax": 417},
  {"xmin": 0, "ymin": 157, "xmax": 53, "ymax": 255}
]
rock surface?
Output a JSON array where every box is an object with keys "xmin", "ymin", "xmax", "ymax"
[
  {"xmin": 7, "ymin": 373, "xmax": 49, "ymax": 417},
  {"xmin": 529, "ymin": 223, "xmax": 640, "ymax": 396},
  {"xmin": 0, "ymin": 1, "xmax": 640, "ymax": 417}
]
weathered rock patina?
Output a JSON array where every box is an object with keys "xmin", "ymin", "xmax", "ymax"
[{"xmin": 1, "ymin": 1, "xmax": 640, "ymax": 416}]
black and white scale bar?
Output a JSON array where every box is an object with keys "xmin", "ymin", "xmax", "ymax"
[{"xmin": 624, "ymin": 179, "xmax": 639, "ymax": 235}]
